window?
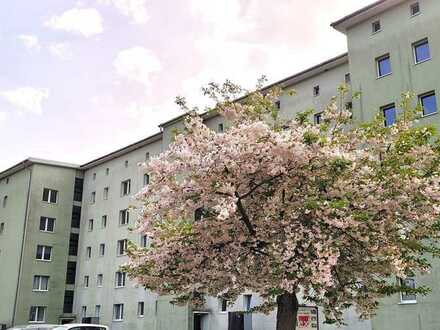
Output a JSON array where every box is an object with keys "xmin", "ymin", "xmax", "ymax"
[
  {"xmin": 372, "ymin": 20, "xmax": 381, "ymax": 34},
  {"xmin": 119, "ymin": 209, "xmax": 129, "ymax": 226},
  {"xmin": 103, "ymin": 187, "xmax": 109, "ymax": 200},
  {"xmin": 143, "ymin": 174, "xmax": 150, "ymax": 187},
  {"xmin": 99, "ymin": 243, "xmax": 105, "ymax": 256},
  {"xmin": 39, "ymin": 217, "xmax": 55, "ymax": 232},
  {"xmin": 137, "ymin": 302, "xmax": 145, "ymax": 317},
  {"xmin": 88, "ymin": 219, "xmax": 94, "ymax": 231},
  {"xmin": 382, "ymin": 104, "xmax": 397, "ymax": 127},
  {"xmin": 73, "ymin": 178, "xmax": 84, "ymax": 202},
  {"xmin": 218, "ymin": 123, "xmax": 224, "ymax": 133},
  {"xmin": 106, "ymin": 168, "xmax": 110, "ymax": 175},
  {"xmin": 141, "ymin": 235, "xmax": 148, "ymax": 248},
  {"xmin": 101, "ymin": 215, "xmax": 107, "ymax": 228},
  {"xmin": 66, "ymin": 262, "xmax": 77, "ymax": 285},
  {"xmin": 314, "ymin": 113, "xmax": 322, "ymax": 125},
  {"xmin": 113, "ymin": 303, "xmax": 124, "ymax": 321},
  {"xmin": 36, "ymin": 245, "xmax": 52, "ymax": 261},
  {"xmin": 86, "ymin": 246, "xmax": 92, "ymax": 259},
  {"xmin": 29, "ymin": 306, "xmax": 46, "ymax": 322},
  {"xmin": 63, "ymin": 290, "xmax": 74, "ymax": 314},
  {"xmin": 219, "ymin": 298, "xmax": 228, "ymax": 312},
  {"xmin": 376, "ymin": 54, "xmax": 391, "ymax": 78},
  {"xmin": 97, "ymin": 274, "xmax": 103, "ymax": 287},
  {"xmin": 345, "ymin": 73, "xmax": 351, "ymax": 84},
  {"xmin": 90, "ymin": 191, "xmax": 96, "ymax": 204},
  {"xmin": 413, "ymin": 39, "xmax": 431, "ymax": 64},
  {"xmin": 117, "ymin": 239, "xmax": 128, "ymax": 256},
  {"xmin": 42, "ymin": 188, "xmax": 58, "ymax": 203},
  {"xmin": 124, "ymin": 160, "xmax": 129, "ymax": 168},
  {"xmin": 81, "ymin": 306, "xmax": 87, "ymax": 318},
  {"xmin": 0, "ymin": 222, "xmax": 4, "ymax": 234},
  {"xmin": 410, "ymin": 2, "xmax": 420, "ymax": 16},
  {"xmin": 115, "ymin": 271, "xmax": 126, "ymax": 287},
  {"xmin": 400, "ymin": 277, "xmax": 417, "ymax": 303},
  {"xmin": 92, "ymin": 173, "xmax": 96, "ymax": 180},
  {"xmin": 84, "ymin": 275, "xmax": 89, "ymax": 288},
  {"xmin": 2, "ymin": 195, "xmax": 7, "ymax": 208},
  {"xmin": 345, "ymin": 102, "xmax": 353, "ymax": 110},
  {"xmin": 33, "ymin": 275, "xmax": 49, "ymax": 291},
  {"xmin": 121, "ymin": 180, "xmax": 131, "ymax": 196},
  {"xmin": 243, "ymin": 294, "xmax": 252, "ymax": 312},
  {"xmin": 145, "ymin": 152, "xmax": 150, "ymax": 161},
  {"xmin": 69, "ymin": 233, "xmax": 79, "ymax": 256},
  {"xmin": 71, "ymin": 205, "xmax": 81, "ymax": 229},
  {"xmin": 313, "ymin": 85, "xmax": 320, "ymax": 97},
  {"xmin": 275, "ymin": 100, "xmax": 281, "ymax": 109},
  {"xmin": 95, "ymin": 305, "xmax": 101, "ymax": 318},
  {"xmin": 419, "ymin": 91, "xmax": 437, "ymax": 116}
]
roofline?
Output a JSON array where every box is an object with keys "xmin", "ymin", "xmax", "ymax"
[
  {"xmin": 0, "ymin": 158, "xmax": 79, "ymax": 180},
  {"xmin": 160, "ymin": 52, "xmax": 349, "ymax": 128},
  {"xmin": 331, "ymin": 0, "xmax": 404, "ymax": 33},
  {"xmin": 80, "ymin": 132, "xmax": 163, "ymax": 170}
]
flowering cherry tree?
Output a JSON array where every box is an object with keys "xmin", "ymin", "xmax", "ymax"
[{"xmin": 125, "ymin": 81, "xmax": 440, "ymax": 330}]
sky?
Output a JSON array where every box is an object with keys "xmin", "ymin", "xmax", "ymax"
[{"xmin": 0, "ymin": 0, "xmax": 377, "ymax": 170}]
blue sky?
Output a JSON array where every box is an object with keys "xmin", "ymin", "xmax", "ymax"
[{"xmin": 0, "ymin": 0, "xmax": 376, "ymax": 170}]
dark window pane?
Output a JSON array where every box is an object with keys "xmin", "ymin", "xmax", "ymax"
[
  {"xmin": 63, "ymin": 290, "xmax": 74, "ymax": 313},
  {"xmin": 43, "ymin": 188, "xmax": 50, "ymax": 202},
  {"xmin": 44, "ymin": 246, "xmax": 52, "ymax": 260},
  {"xmin": 383, "ymin": 105, "xmax": 396, "ymax": 127},
  {"xmin": 71, "ymin": 206, "xmax": 82, "ymax": 228},
  {"xmin": 66, "ymin": 261, "xmax": 77, "ymax": 284},
  {"xmin": 74, "ymin": 178, "xmax": 84, "ymax": 202},
  {"xmin": 47, "ymin": 218, "xmax": 55, "ymax": 232},
  {"xmin": 421, "ymin": 93, "xmax": 437, "ymax": 116},
  {"xmin": 39, "ymin": 217, "xmax": 46, "ymax": 231},
  {"xmin": 50, "ymin": 190, "xmax": 58, "ymax": 203},
  {"xmin": 36, "ymin": 245, "xmax": 43, "ymax": 259},
  {"xmin": 69, "ymin": 233, "xmax": 79, "ymax": 256}
]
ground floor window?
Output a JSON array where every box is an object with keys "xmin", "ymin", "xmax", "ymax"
[{"xmin": 29, "ymin": 306, "xmax": 46, "ymax": 322}]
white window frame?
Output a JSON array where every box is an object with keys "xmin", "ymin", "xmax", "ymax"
[
  {"xmin": 399, "ymin": 277, "xmax": 417, "ymax": 304},
  {"xmin": 119, "ymin": 209, "xmax": 129, "ymax": 226},
  {"xmin": 141, "ymin": 235, "xmax": 148, "ymax": 248},
  {"xmin": 36, "ymin": 245, "xmax": 52, "ymax": 261},
  {"xmin": 143, "ymin": 173, "xmax": 150, "ymax": 187},
  {"xmin": 33, "ymin": 275, "xmax": 49, "ymax": 292},
  {"xmin": 29, "ymin": 306, "xmax": 46, "ymax": 323},
  {"xmin": 115, "ymin": 272, "xmax": 126, "ymax": 288},
  {"xmin": 413, "ymin": 38, "xmax": 431, "ymax": 64},
  {"xmin": 0, "ymin": 222, "xmax": 4, "ymax": 234},
  {"xmin": 101, "ymin": 215, "xmax": 107, "ymax": 228},
  {"xmin": 2, "ymin": 195, "xmax": 7, "ymax": 208},
  {"xmin": 137, "ymin": 302, "xmax": 145, "ymax": 317},
  {"xmin": 117, "ymin": 239, "xmax": 128, "ymax": 256},
  {"xmin": 95, "ymin": 305, "xmax": 101, "ymax": 318},
  {"xmin": 121, "ymin": 179, "xmax": 131, "ymax": 196},
  {"xmin": 84, "ymin": 275, "xmax": 89, "ymax": 288},
  {"xmin": 81, "ymin": 306, "xmax": 87, "ymax": 318},
  {"xmin": 39, "ymin": 217, "xmax": 55, "ymax": 233},
  {"xmin": 103, "ymin": 187, "xmax": 109, "ymax": 200},
  {"xmin": 99, "ymin": 243, "xmax": 105, "ymax": 257},
  {"xmin": 376, "ymin": 54, "xmax": 392, "ymax": 78},
  {"xmin": 410, "ymin": 2, "xmax": 420, "ymax": 16},
  {"xmin": 419, "ymin": 91, "xmax": 437, "ymax": 117},
  {"xmin": 90, "ymin": 191, "xmax": 96, "ymax": 204},
  {"xmin": 42, "ymin": 188, "xmax": 58, "ymax": 204},
  {"xmin": 372, "ymin": 20, "xmax": 381, "ymax": 34},
  {"xmin": 88, "ymin": 219, "xmax": 94, "ymax": 232},
  {"xmin": 313, "ymin": 85, "xmax": 320, "ymax": 97},
  {"xmin": 86, "ymin": 246, "xmax": 92, "ymax": 259},
  {"xmin": 113, "ymin": 303, "xmax": 124, "ymax": 321},
  {"xmin": 218, "ymin": 298, "xmax": 228, "ymax": 313},
  {"xmin": 97, "ymin": 274, "xmax": 103, "ymax": 287}
]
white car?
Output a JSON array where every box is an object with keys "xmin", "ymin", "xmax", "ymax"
[{"xmin": 7, "ymin": 324, "xmax": 109, "ymax": 330}]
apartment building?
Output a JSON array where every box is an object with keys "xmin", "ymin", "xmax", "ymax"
[{"xmin": 1, "ymin": 0, "xmax": 440, "ymax": 329}]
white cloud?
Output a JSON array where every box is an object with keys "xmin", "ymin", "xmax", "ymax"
[
  {"xmin": 99, "ymin": 0, "xmax": 149, "ymax": 24},
  {"xmin": 0, "ymin": 87, "xmax": 49, "ymax": 115},
  {"xmin": 45, "ymin": 8, "xmax": 104, "ymax": 38},
  {"xmin": 113, "ymin": 46, "xmax": 161, "ymax": 89},
  {"xmin": 18, "ymin": 34, "xmax": 41, "ymax": 51},
  {"xmin": 48, "ymin": 42, "xmax": 73, "ymax": 60}
]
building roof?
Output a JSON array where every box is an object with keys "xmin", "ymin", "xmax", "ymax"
[
  {"xmin": 80, "ymin": 132, "xmax": 163, "ymax": 170},
  {"xmin": 0, "ymin": 158, "xmax": 79, "ymax": 180},
  {"xmin": 159, "ymin": 52, "xmax": 348, "ymax": 128},
  {"xmin": 1, "ymin": 53, "xmax": 349, "ymax": 174},
  {"xmin": 331, "ymin": 0, "xmax": 405, "ymax": 33}
]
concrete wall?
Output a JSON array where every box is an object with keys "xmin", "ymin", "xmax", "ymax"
[{"xmin": 0, "ymin": 169, "xmax": 31, "ymax": 327}]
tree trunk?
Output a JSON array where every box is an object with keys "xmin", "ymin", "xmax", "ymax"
[{"xmin": 276, "ymin": 292, "xmax": 299, "ymax": 330}]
